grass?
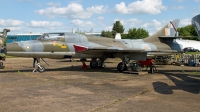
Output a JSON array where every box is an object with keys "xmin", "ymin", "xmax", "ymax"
[
  {"xmin": 191, "ymin": 71, "xmax": 199, "ymax": 75},
  {"xmin": 6, "ymin": 55, "xmax": 18, "ymax": 58}
]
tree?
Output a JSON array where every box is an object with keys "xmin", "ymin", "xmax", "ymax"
[
  {"xmin": 177, "ymin": 25, "xmax": 198, "ymax": 36},
  {"xmin": 125, "ymin": 28, "xmax": 149, "ymax": 39},
  {"xmin": 100, "ymin": 21, "xmax": 149, "ymax": 39},
  {"xmin": 101, "ymin": 30, "xmax": 113, "ymax": 38},
  {"xmin": 112, "ymin": 21, "xmax": 125, "ymax": 38},
  {"xmin": 101, "ymin": 21, "xmax": 125, "ymax": 38},
  {"xmin": 177, "ymin": 25, "xmax": 199, "ymax": 40}
]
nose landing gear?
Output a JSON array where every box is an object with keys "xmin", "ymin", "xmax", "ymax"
[{"xmin": 32, "ymin": 58, "xmax": 49, "ymax": 73}]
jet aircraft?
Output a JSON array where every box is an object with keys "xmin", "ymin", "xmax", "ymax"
[
  {"xmin": 3, "ymin": 19, "xmax": 184, "ymax": 72},
  {"xmin": 165, "ymin": 14, "xmax": 200, "ymax": 52}
]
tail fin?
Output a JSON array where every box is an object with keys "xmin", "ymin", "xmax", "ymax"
[
  {"xmin": 170, "ymin": 19, "xmax": 180, "ymax": 36},
  {"xmin": 143, "ymin": 19, "xmax": 180, "ymax": 42},
  {"xmin": 192, "ymin": 14, "xmax": 200, "ymax": 37}
]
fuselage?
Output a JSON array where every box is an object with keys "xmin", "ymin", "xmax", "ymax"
[{"xmin": 7, "ymin": 32, "xmax": 186, "ymax": 59}]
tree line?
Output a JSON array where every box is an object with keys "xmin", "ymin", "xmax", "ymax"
[{"xmin": 101, "ymin": 21, "xmax": 198, "ymax": 40}]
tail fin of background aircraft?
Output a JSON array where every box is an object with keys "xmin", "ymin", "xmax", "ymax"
[
  {"xmin": 143, "ymin": 19, "xmax": 180, "ymax": 43},
  {"xmin": 192, "ymin": 14, "xmax": 200, "ymax": 37}
]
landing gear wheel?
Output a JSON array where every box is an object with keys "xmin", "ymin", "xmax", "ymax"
[
  {"xmin": 98, "ymin": 60, "xmax": 106, "ymax": 68},
  {"xmin": 37, "ymin": 66, "xmax": 45, "ymax": 73},
  {"xmin": 130, "ymin": 62, "xmax": 142, "ymax": 72},
  {"xmin": 90, "ymin": 61, "xmax": 98, "ymax": 69},
  {"xmin": 0, "ymin": 62, "xmax": 3, "ymax": 66},
  {"xmin": 123, "ymin": 64, "xmax": 128, "ymax": 71},
  {"xmin": 117, "ymin": 62, "xmax": 127, "ymax": 72}
]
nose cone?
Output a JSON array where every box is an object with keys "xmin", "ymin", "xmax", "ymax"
[{"xmin": 7, "ymin": 40, "xmax": 44, "ymax": 52}]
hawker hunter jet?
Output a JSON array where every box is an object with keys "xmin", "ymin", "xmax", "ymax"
[{"xmin": 3, "ymin": 19, "xmax": 185, "ymax": 72}]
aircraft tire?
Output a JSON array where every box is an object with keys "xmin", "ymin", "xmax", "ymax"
[
  {"xmin": 117, "ymin": 62, "xmax": 127, "ymax": 72},
  {"xmin": 123, "ymin": 64, "xmax": 128, "ymax": 71},
  {"xmin": 37, "ymin": 66, "xmax": 45, "ymax": 73},
  {"xmin": 90, "ymin": 61, "xmax": 98, "ymax": 69}
]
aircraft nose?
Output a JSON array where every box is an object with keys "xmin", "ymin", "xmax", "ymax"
[{"xmin": 7, "ymin": 40, "xmax": 44, "ymax": 52}]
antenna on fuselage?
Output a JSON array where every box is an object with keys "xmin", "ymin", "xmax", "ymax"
[{"xmin": 115, "ymin": 33, "xmax": 121, "ymax": 39}]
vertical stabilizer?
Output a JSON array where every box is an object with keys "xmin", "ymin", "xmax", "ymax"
[
  {"xmin": 143, "ymin": 19, "xmax": 180, "ymax": 43},
  {"xmin": 192, "ymin": 14, "xmax": 200, "ymax": 37},
  {"xmin": 170, "ymin": 19, "xmax": 180, "ymax": 36}
]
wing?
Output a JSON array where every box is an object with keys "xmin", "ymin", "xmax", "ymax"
[
  {"xmin": 73, "ymin": 45, "xmax": 179, "ymax": 54},
  {"xmin": 73, "ymin": 45, "xmax": 145, "ymax": 54}
]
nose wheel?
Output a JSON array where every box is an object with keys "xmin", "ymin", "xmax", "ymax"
[
  {"xmin": 36, "ymin": 63, "xmax": 45, "ymax": 73},
  {"xmin": 32, "ymin": 58, "xmax": 48, "ymax": 73}
]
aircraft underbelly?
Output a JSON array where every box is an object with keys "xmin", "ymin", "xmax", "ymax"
[
  {"xmin": 7, "ymin": 52, "xmax": 74, "ymax": 59},
  {"xmin": 129, "ymin": 52, "xmax": 147, "ymax": 60},
  {"xmin": 72, "ymin": 53, "xmax": 101, "ymax": 58}
]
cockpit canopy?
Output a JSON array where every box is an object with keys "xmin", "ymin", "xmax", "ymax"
[
  {"xmin": 37, "ymin": 33, "xmax": 65, "ymax": 40},
  {"xmin": 37, "ymin": 32, "xmax": 88, "ymax": 43}
]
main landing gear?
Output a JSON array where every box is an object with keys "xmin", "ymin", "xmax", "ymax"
[
  {"xmin": 80, "ymin": 58, "xmax": 107, "ymax": 69},
  {"xmin": 0, "ymin": 61, "xmax": 4, "ymax": 69},
  {"xmin": 117, "ymin": 62, "xmax": 128, "ymax": 72},
  {"xmin": 117, "ymin": 56, "xmax": 129, "ymax": 72},
  {"xmin": 32, "ymin": 58, "xmax": 49, "ymax": 73},
  {"xmin": 89, "ymin": 58, "xmax": 106, "ymax": 69}
]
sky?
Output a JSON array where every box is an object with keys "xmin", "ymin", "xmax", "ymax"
[{"xmin": 0, "ymin": 0, "xmax": 199, "ymax": 35}]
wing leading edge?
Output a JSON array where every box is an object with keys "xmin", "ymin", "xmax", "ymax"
[
  {"xmin": 73, "ymin": 45, "xmax": 178, "ymax": 54},
  {"xmin": 73, "ymin": 44, "xmax": 145, "ymax": 53}
]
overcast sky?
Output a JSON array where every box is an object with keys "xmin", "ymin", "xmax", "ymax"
[{"xmin": 0, "ymin": 0, "xmax": 199, "ymax": 34}]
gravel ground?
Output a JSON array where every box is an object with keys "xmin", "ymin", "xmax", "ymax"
[{"xmin": 0, "ymin": 58, "xmax": 200, "ymax": 112}]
